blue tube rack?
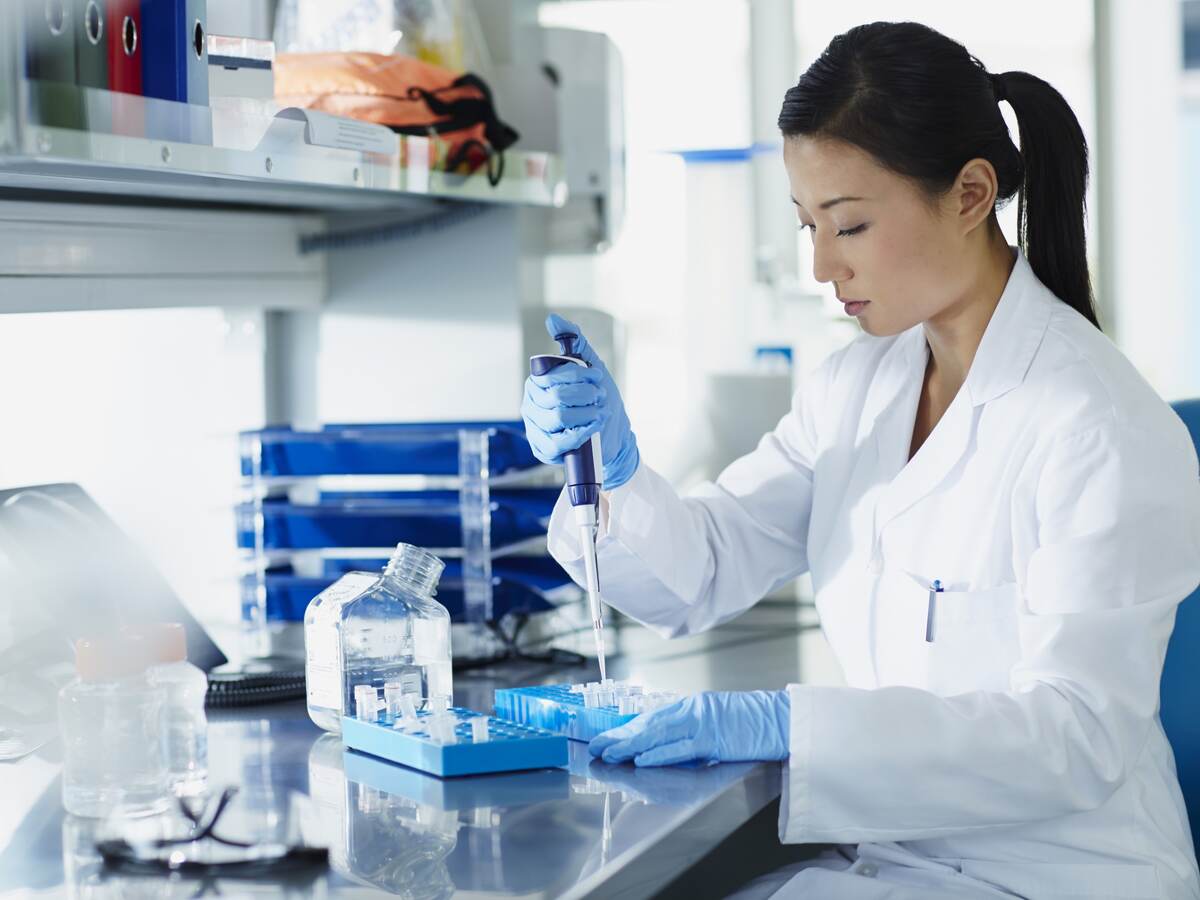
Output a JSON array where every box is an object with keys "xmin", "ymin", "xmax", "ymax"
[
  {"xmin": 493, "ymin": 684, "xmax": 637, "ymax": 743},
  {"xmin": 343, "ymin": 745, "xmax": 571, "ymax": 809},
  {"xmin": 341, "ymin": 708, "xmax": 568, "ymax": 777}
]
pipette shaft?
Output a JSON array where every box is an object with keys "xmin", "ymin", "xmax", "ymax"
[{"xmin": 580, "ymin": 521, "xmax": 607, "ymax": 682}]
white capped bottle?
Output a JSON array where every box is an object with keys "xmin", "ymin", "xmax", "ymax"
[
  {"xmin": 57, "ymin": 634, "xmax": 169, "ymax": 818},
  {"xmin": 305, "ymin": 543, "xmax": 451, "ymax": 734},
  {"xmin": 125, "ymin": 622, "xmax": 208, "ymax": 797}
]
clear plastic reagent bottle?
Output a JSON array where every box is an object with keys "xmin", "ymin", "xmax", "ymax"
[
  {"xmin": 124, "ymin": 622, "xmax": 209, "ymax": 797},
  {"xmin": 305, "ymin": 543, "xmax": 451, "ymax": 734},
  {"xmin": 57, "ymin": 634, "xmax": 169, "ymax": 818}
]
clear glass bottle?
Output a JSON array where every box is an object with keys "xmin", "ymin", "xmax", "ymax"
[
  {"xmin": 57, "ymin": 635, "xmax": 169, "ymax": 818},
  {"xmin": 305, "ymin": 543, "xmax": 451, "ymax": 734},
  {"xmin": 125, "ymin": 623, "xmax": 209, "ymax": 797}
]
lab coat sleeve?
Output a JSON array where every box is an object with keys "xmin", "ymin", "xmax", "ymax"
[
  {"xmin": 546, "ymin": 359, "xmax": 830, "ymax": 639},
  {"xmin": 781, "ymin": 416, "xmax": 1200, "ymax": 844}
]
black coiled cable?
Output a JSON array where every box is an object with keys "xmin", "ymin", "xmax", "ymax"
[{"xmin": 204, "ymin": 671, "xmax": 307, "ymax": 709}]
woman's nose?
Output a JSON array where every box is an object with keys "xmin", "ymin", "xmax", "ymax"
[{"xmin": 811, "ymin": 237, "xmax": 852, "ymax": 285}]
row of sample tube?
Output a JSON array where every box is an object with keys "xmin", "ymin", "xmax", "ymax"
[{"xmin": 569, "ymin": 680, "xmax": 683, "ymax": 714}]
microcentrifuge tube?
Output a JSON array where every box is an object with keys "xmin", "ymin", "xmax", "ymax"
[
  {"xmin": 435, "ymin": 715, "xmax": 458, "ymax": 744},
  {"xmin": 354, "ymin": 685, "xmax": 378, "ymax": 720},
  {"xmin": 627, "ymin": 685, "xmax": 644, "ymax": 696},
  {"xmin": 618, "ymin": 696, "xmax": 638, "ymax": 715},
  {"xmin": 393, "ymin": 694, "xmax": 418, "ymax": 729},
  {"xmin": 583, "ymin": 690, "xmax": 599, "ymax": 709},
  {"xmin": 569, "ymin": 683, "xmax": 586, "ymax": 693},
  {"xmin": 470, "ymin": 717, "xmax": 489, "ymax": 742},
  {"xmin": 428, "ymin": 695, "xmax": 450, "ymax": 713},
  {"xmin": 383, "ymin": 682, "xmax": 404, "ymax": 717}
]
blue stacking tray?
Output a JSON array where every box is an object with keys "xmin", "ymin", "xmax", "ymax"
[
  {"xmin": 494, "ymin": 684, "xmax": 637, "ymax": 743},
  {"xmin": 341, "ymin": 708, "xmax": 568, "ymax": 777},
  {"xmin": 243, "ymin": 557, "xmax": 564, "ymax": 623},
  {"xmin": 235, "ymin": 489, "xmax": 557, "ymax": 551},
  {"xmin": 239, "ymin": 421, "xmax": 539, "ymax": 478}
]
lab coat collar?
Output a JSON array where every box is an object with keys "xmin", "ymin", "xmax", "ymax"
[
  {"xmin": 854, "ymin": 247, "xmax": 1046, "ymax": 437},
  {"xmin": 962, "ymin": 246, "xmax": 1053, "ymax": 407},
  {"xmin": 870, "ymin": 247, "xmax": 1053, "ymax": 537}
]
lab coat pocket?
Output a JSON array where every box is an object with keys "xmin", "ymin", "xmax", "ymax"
[
  {"xmin": 924, "ymin": 581, "xmax": 1021, "ymax": 695},
  {"xmin": 959, "ymin": 860, "xmax": 1160, "ymax": 899}
]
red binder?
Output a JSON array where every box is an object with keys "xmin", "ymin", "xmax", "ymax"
[{"xmin": 106, "ymin": 0, "xmax": 141, "ymax": 94}]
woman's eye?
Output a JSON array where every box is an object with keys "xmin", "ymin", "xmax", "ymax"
[{"xmin": 797, "ymin": 223, "xmax": 868, "ymax": 237}]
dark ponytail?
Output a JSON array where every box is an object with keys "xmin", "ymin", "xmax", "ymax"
[{"xmin": 778, "ymin": 22, "xmax": 1098, "ymax": 329}]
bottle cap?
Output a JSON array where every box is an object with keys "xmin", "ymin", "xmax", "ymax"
[
  {"xmin": 74, "ymin": 634, "xmax": 152, "ymax": 681},
  {"xmin": 121, "ymin": 622, "xmax": 187, "ymax": 664}
]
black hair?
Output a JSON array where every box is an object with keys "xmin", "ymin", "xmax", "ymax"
[{"xmin": 778, "ymin": 21, "xmax": 1098, "ymax": 329}]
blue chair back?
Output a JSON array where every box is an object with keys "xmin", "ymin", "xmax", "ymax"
[{"xmin": 1164, "ymin": 399, "xmax": 1200, "ymax": 850}]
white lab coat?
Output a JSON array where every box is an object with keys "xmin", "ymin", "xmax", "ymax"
[{"xmin": 548, "ymin": 249, "xmax": 1200, "ymax": 899}]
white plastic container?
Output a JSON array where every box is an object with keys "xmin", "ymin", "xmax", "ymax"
[
  {"xmin": 126, "ymin": 623, "xmax": 209, "ymax": 797},
  {"xmin": 57, "ymin": 635, "xmax": 169, "ymax": 818},
  {"xmin": 305, "ymin": 543, "xmax": 451, "ymax": 734}
]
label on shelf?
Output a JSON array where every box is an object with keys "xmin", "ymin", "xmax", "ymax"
[{"xmin": 275, "ymin": 107, "xmax": 399, "ymax": 156}]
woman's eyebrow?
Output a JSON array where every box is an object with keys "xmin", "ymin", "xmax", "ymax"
[{"xmin": 790, "ymin": 195, "xmax": 867, "ymax": 210}]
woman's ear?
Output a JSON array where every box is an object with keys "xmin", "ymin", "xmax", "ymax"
[{"xmin": 953, "ymin": 157, "xmax": 1000, "ymax": 235}]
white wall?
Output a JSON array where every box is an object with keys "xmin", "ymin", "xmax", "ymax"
[
  {"xmin": 316, "ymin": 206, "xmax": 533, "ymax": 424},
  {"xmin": 1096, "ymin": 0, "xmax": 1190, "ymax": 399}
]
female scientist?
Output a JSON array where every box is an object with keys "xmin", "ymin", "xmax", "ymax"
[{"xmin": 522, "ymin": 20, "xmax": 1200, "ymax": 900}]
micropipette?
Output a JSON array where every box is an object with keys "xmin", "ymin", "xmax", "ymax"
[{"xmin": 530, "ymin": 329, "xmax": 608, "ymax": 681}]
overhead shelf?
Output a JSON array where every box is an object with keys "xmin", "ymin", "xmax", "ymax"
[{"xmin": 0, "ymin": 79, "xmax": 568, "ymax": 212}]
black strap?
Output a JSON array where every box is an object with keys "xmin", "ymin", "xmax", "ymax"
[{"xmin": 392, "ymin": 72, "xmax": 519, "ymax": 186}]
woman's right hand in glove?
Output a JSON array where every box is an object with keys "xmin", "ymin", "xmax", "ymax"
[{"xmin": 521, "ymin": 313, "xmax": 640, "ymax": 490}]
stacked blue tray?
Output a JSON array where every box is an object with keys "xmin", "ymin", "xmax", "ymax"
[
  {"xmin": 243, "ymin": 556, "xmax": 570, "ymax": 624},
  {"xmin": 237, "ymin": 421, "xmax": 568, "ymax": 644},
  {"xmin": 239, "ymin": 421, "xmax": 538, "ymax": 478},
  {"xmin": 235, "ymin": 488, "xmax": 559, "ymax": 551}
]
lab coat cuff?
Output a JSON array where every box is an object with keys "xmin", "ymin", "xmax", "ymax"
[
  {"xmin": 546, "ymin": 485, "xmax": 584, "ymax": 564},
  {"xmin": 601, "ymin": 462, "xmax": 648, "ymax": 523},
  {"xmin": 779, "ymin": 683, "xmax": 813, "ymax": 845}
]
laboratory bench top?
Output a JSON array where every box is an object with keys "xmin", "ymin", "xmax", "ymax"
[{"xmin": 0, "ymin": 599, "xmax": 826, "ymax": 899}]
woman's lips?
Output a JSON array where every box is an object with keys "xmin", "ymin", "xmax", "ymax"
[{"xmin": 841, "ymin": 299, "xmax": 869, "ymax": 316}]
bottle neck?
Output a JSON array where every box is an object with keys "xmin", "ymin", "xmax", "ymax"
[
  {"xmin": 381, "ymin": 543, "xmax": 443, "ymax": 598},
  {"xmin": 381, "ymin": 569, "xmax": 436, "ymax": 600}
]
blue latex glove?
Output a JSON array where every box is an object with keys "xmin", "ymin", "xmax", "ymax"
[
  {"xmin": 588, "ymin": 690, "xmax": 791, "ymax": 767},
  {"xmin": 522, "ymin": 313, "xmax": 640, "ymax": 490}
]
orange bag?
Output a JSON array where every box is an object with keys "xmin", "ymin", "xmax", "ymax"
[{"xmin": 274, "ymin": 52, "xmax": 519, "ymax": 184}]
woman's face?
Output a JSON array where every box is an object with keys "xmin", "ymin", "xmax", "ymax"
[{"xmin": 783, "ymin": 136, "xmax": 977, "ymax": 337}]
